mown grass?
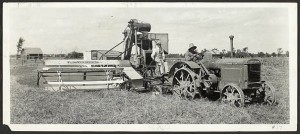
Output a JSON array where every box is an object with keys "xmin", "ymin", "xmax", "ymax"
[{"xmin": 10, "ymin": 59, "xmax": 289, "ymax": 124}]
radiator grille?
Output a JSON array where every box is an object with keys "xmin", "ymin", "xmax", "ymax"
[{"xmin": 248, "ymin": 64, "xmax": 261, "ymax": 82}]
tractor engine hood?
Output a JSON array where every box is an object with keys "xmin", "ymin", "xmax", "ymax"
[{"xmin": 202, "ymin": 58, "xmax": 261, "ymax": 69}]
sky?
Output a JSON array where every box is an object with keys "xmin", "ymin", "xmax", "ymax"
[{"xmin": 4, "ymin": 3, "xmax": 291, "ymax": 55}]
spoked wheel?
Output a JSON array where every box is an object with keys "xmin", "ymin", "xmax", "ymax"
[
  {"xmin": 172, "ymin": 67, "xmax": 197, "ymax": 100},
  {"xmin": 221, "ymin": 84, "xmax": 245, "ymax": 107},
  {"xmin": 256, "ymin": 82, "xmax": 276, "ymax": 105}
]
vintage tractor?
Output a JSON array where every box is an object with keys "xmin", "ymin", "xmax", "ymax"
[{"xmin": 168, "ymin": 51, "xmax": 276, "ymax": 107}]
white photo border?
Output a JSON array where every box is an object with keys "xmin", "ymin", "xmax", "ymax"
[{"xmin": 3, "ymin": 2, "xmax": 297, "ymax": 132}]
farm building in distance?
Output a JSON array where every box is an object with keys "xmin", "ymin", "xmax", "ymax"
[
  {"xmin": 84, "ymin": 50, "xmax": 122, "ymax": 60},
  {"xmin": 21, "ymin": 47, "xmax": 43, "ymax": 60}
]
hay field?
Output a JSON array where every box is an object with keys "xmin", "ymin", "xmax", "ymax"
[{"xmin": 9, "ymin": 58, "xmax": 289, "ymax": 124}]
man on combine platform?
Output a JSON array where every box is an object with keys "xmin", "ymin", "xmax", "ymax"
[
  {"xmin": 185, "ymin": 43, "xmax": 202, "ymax": 62},
  {"xmin": 151, "ymin": 39, "xmax": 166, "ymax": 76}
]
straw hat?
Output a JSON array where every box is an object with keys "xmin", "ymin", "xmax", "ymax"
[{"xmin": 189, "ymin": 43, "xmax": 197, "ymax": 50}]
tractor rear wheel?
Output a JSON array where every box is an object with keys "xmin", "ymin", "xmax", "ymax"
[
  {"xmin": 172, "ymin": 67, "xmax": 197, "ymax": 100},
  {"xmin": 221, "ymin": 84, "xmax": 245, "ymax": 107}
]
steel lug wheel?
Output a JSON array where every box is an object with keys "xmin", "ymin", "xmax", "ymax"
[
  {"xmin": 172, "ymin": 67, "xmax": 197, "ymax": 100},
  {"xmin": 257, "ymin": 82, "xmax": 276, "ymax": 105},
  {"xmin": 221, "ymin": 84, "xmax": 245, "ymax": 107}
]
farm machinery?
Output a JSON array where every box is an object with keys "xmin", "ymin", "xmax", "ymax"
[
  {"xmin": 37, "ymin": 19, "xmax": 168, "ymax": 91},
  {"xmin": 37, "ymin": 19, "xmax": 276, "ymax": 107},
  {"xmin": 169, "ymin": 55, "xmax": 276, "ymax": 107}
]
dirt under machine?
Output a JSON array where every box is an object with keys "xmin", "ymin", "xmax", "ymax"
[{"xmin": 37, "ymin": 19, "xmax": 276, "ymax": 107}]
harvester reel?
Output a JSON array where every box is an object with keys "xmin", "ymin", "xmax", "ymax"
[
  {"xmin": 172, "ymin": 67, "xmax": 197, "ymax": 100},
  {"xmin": 256, "ymin": 82, "xmax": 276, "ymax": 106},
  {"xmin": 221, "ymin": 83, "xmax": 245, "ymax": 107}
]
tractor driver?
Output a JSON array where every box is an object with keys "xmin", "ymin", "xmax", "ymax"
[
  {"xmin": 151, "ymin": 39, "xmax": 166, "ymax": 76},
  {"xmin": 185, "ymin": 43, "xmax": 202, "ymax": 62}
]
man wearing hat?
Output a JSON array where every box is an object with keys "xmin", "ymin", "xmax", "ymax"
[
  {"xmin": 151, "ymin": 39, "xmax": 166, "ymax": 76},
  {"xmin": 185, "ymin": 43, "xmax": 202, "ymax": 62}
]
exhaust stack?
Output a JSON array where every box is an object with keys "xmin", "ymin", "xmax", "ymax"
[{"xmin": 229, "ymin": 35, "xmax": 234, "ymax": 58}]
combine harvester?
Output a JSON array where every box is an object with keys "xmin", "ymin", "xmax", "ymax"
[{"xmin": 37, "ymin": 19, "xmax": 168, "ymax": 91}]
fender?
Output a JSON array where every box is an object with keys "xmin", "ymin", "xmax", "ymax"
[{"xmin": 168, "ymin": 61, "xmax": 200, "ymax": 78}]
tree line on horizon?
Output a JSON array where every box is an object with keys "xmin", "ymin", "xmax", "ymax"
[
  {"xmin": 166, "ymin": 47, "xmax": 289, "ymax": 58},
  {"xmin": 15, "ymin": 37, "xmax": 288, "ymax": 59},
  {"xmin": 23, "ymin": 49, "xmax": 290, "ymax": 59}
]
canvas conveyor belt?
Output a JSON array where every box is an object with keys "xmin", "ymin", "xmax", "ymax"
[
  {"xmin": 37, "ymin": 60, "xmax": 145, "ymax": 90},
  {"xmin": 122, "ymin": 67, "xmax": 143, "ymax": 80},
  {"xmin": 121, "ymin": 67, "xmax": 144, "ymax": 89},
  {"xmin": 37, "ymin": 67, "xmax": 124, "ymax": 90}
]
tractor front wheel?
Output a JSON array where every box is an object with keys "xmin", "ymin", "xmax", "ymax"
[
  {"xmin": 256, "ymin": 82, "xmax": 276, "ymax": 106},
  {"xmin": 221, "ymin": 84, "xmax": 245, "ymax": 107}
]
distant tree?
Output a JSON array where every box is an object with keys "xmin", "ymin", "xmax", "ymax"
[
  {"xmin": 16, "ymin": 37, "xmax": 25, "ymax": 59},
  {"xmin": 285, "ymin": 51, "xmax": 289, "ymax": 57},
  {"xmin": 249, "ymin": 52, "xmax": 257, "ymax": 57},
  {"xmin": 242, "ymin": 47, "xmax": 248, "ymax": 53},
  {"xmin": 277, "ymin": 48, "xmax": 283, "ymax": 57},
  {"xmin": 67, "ymin": 51, "xmax": 83, "ymax": 59},
  {"xmin": 233, "ymin": 48, "xmax": 237, "ymax": 57},
  {"xmin": 257, "ymin": 52, "xmax": 265, "ymax": 57},
  {"xmin": 265, "ymin": 52, "xmax": 271, "ymax": 57},
  {"xmin": 55, "ymin": 54, "xmax": 66, "ymax": 58},
  {"xmin": 248, "ymin": 53, "xmax": 254, "ymax": 57},
  {"xmin": 212, "ymin": 48, "xmax": 218, "ymax": 51},
  {"xmin": 223, "ymin": 51, "xmax": 232, "ymax": 57},
  {"xmin": 220, "ymin": 49, "xmax": 226, "ymax": 57},
  {"xmin": 271, "ymin": 52, "xmax": 277, "ymax": 57},
  {"xmin": 236, "ymin": 49, "xmax": 242, "ymax": 58}
]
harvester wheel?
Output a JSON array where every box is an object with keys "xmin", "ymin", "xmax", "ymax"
[
  {"xmin": 257, "ymin": 82, "xmax": 276, "ymax": 106},
  {"xmin": 172, "ymin": 67, "xmax": 197, "ymax": 100},
  {"xmin": 37, "ymin": 75, "xmax": 46, "ymax": 90},
  {"xmin": 120, "ymin": 82, "xmax": 131, "ymax": 91},
  {"xmin": 221, "ymin": 84, "xmax": 245, "ymax": 107}
]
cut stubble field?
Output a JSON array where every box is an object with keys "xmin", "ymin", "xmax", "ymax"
[{"xmin": 9, "ymin": 58, "xmax": 289, "ymax": 124}]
